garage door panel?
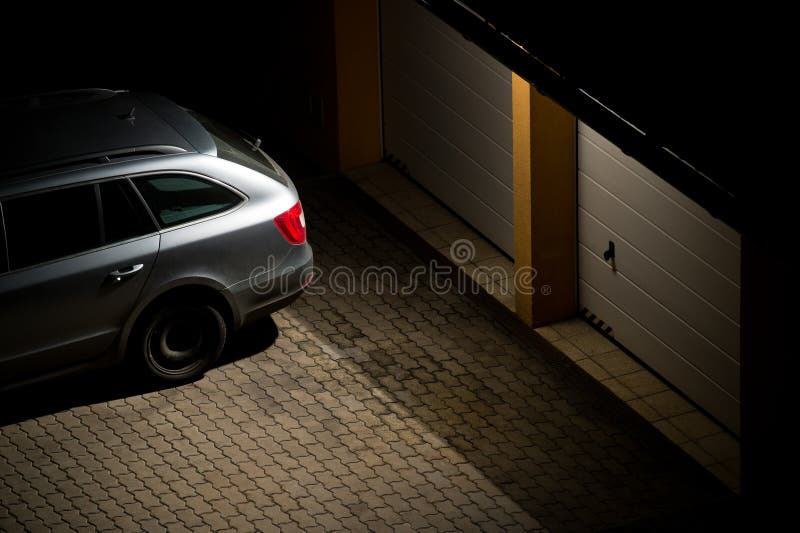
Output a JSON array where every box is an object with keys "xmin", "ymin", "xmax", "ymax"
[
  {"xmin": 381, "ymin": 0, "xmax": 513, "ymax": 256},
  {"xmin": 384, "ymin": 96, "xmax": 513, "ymax": 224},
  {"xmin": 382, "ymin": 62, "xmax": 512, "ymax": 188},
  {"xmin": 579, "ymin": 130, "xmax": 740, "ymax": 283},
  {"xmin": 382, "ymin": 0, "xmax": 512, "ymax": 118},
  {"xmin": 579, "ymin": 208, "xmax": 740, "ymax": 360},
  {"xmin": 579, "ymin": 247, "xmax": 740, "ymax": 399},
  {"xmin": 579, "ymin": 172, "xmax": 740, "ymax": 322},
  {"xmin": 579, "ymin": 122, "xmax": 741, "ymax": 434},
  {"xmin": 411, "ymin": 0, "xmax": 510, "ymax": 80},
  {"xmin": 579, "ymin": 281, "xmax": 740, "ymax": 434},
  {"xmin": 381, "ymin": 23, "xmax": 512, "ymax": 152},
  {"xmin": 579, "ymin": 123, "xmax": 740, "ymax": 247},
  {"xmin": 385, "ymin": 130, "xmax": 514, "ymax": 253}
]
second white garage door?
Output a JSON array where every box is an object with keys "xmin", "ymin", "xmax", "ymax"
[
  {"xmin": 578, "ymin": 123, "xmax": 741, "ymax": 434},
  {"xmin": 380, "ymin": 0, "xmax": 514, "ymax": 256}
]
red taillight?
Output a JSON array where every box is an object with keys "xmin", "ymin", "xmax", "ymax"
[{"xmin": 274, "ymin": 201, "xmax": 306, "ymax": 244}]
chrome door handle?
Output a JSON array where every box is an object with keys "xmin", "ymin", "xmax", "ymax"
[{"xmin": 109, "ymin": 264, "xmax": 144, "ymax": 282}]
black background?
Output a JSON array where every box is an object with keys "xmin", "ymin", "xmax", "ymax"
[{"xmin": 2, "ymin": 3, "xmax": 790, "ymax": 234}]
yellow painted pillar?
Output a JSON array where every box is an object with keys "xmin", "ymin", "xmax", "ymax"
[
  {"xmin": 513, "ymin": 74, "xmax": 577, "ymax": 327},
  {"xmin": 513, "ymin": 74, "xmax": 535, "ymax": 324},
  {"xmin": 333, "ymin": 0, "xmax": 382, "ymax": 171}
]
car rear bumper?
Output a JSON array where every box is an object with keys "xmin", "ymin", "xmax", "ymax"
[{"xmin": 225, "ymin": 242, "xmax": 314, "ymax": 328}]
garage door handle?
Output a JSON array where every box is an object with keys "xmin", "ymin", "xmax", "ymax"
[
  {"xmin": 109, "ymin": 264, "xmax": 144, "ymax": 282},
  {"xmin": 603, "ymin": 241, "xmax": 615, "ymax": 261}
]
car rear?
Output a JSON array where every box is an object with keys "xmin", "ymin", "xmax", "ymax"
[{"xmin": 126, "ymin": 108, "xmax": 314, "ymax": 332}]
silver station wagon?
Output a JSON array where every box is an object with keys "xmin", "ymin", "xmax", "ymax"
[{"xmin": 0, "ymin": 89, "xmax": 313, "ymax": 388}]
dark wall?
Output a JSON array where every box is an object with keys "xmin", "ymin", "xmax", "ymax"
[{"xmin": 2, "ymin": 5, "xmax": 338, "ymax": 172}]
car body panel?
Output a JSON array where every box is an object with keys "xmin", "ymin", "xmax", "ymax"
[
  {"xmin": 0, "ymin": 234, "xmax": 159, "ymax": 382},
  {"xmin": 0, "ymin": 91, "xmax": 198, "ymax": 177},
  {"xmin": 0, "ymin": 90, "xmax": 313, "ymax": 390},
  {"xmin": 135, "ymin": 92, "xmax": 217, "ymax": 155}
]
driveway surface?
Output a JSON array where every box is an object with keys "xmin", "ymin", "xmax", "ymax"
[{"xmin": 1, "ymin": 178, "xmax": 730, "ymax": 532}]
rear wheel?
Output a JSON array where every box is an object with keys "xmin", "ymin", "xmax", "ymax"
[{"xmin": 139, "ymin": 303, "xmax": 226, "ymax": 381}]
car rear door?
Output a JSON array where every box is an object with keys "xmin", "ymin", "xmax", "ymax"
[{"xmin": 0, "ymin": 178, "xmax": 160, "ymax": 385}]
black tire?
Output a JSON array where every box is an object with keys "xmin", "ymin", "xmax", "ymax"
[{"xmin": 138, "ymin": 303, "xmax": 226, "ymax": 382}]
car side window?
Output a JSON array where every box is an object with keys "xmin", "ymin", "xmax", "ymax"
[
  {"xmin": 99, "ymin": 179, "xmax": 157, "ymax": 243},
  {"xmin": 132, "ymin": 174, "xmax": 242, "ymax": 228},
  {"xmin": 3, "ymin": 184, "xmax": 101, "ymax": 270},
  {"xmin": 0, "ymin": 204, "xmax": 8, "ymax": 273}
]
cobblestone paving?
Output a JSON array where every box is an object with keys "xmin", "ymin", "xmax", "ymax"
[{"xmin": 1, "ymin": 178, "xmax": 729, "ymax": 531}]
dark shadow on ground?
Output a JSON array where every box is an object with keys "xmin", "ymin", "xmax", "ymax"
[
  {"xmin": 600, "ymin": 499, "xmax": 746, "ymax": 532},
  {"xmin": 0, "ymin": 317, "xmax": 279, "ymax": 428},
  {"xmin": 298, "ymin": 177, "xmax": 737, "ymax": 532}
]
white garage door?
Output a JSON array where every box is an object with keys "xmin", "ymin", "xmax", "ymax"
[
  {"xmin": 380, "ymin": 0, "xmax": 514, "ymax": 256},
  {"xmin": 578, "ymin": 123, "xmax": 741, "ymax": 434}
]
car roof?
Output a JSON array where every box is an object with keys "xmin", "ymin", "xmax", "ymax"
[{"xmin": 0, "ymin": 89, "xmax": 216, "ymax": 179}]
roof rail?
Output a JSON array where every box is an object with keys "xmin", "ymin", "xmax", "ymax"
[{"xmin": 0, "ymin": 145, "xmax": 187, "ymax": 180}]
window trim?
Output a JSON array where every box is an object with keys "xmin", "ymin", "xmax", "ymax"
[
  {"xmin": 127, "ymin": 170, "xmax": 248, "ymax": 232},
  {"xmin": 0, "ymin": 177, "xmax": 161, "ymax": 274},
  {"xmin": 97, "ymin": 178, "xmax": 160, "ymax": 247},
  {"xmin": 0, "ymin": 171, "xmax": 246, "ymax": 274},
  {"xmin": 94, "ymin": 183, "xmax": 106, "ymax": 244},
  {"xmin": 0, "ymin": 203, "xmax": 8, "ymax": 273},
  {"xmin": 125, "ymin": 176, "xmax": 162, "ymax": 230}
]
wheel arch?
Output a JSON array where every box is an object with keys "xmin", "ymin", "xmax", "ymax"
[{"xmin": 116, "ymin": 278, "xmax": 239, "ymax": 361}]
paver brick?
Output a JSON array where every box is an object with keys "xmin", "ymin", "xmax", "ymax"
[{"xmin": 0, "ymin": 178, "xmax": 730, "ymax": 532}]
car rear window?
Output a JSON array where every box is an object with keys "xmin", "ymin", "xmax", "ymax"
[
  {"xmin": 188, "ymin": 111, "xmax": 277, "ymax": 175},
  {"xmin": 3, "ymin": 184, "xmax": 101, "ymax": 269},
  {"xmin": 132, "ymin": 174, "xmax": 243, "ymax": 228}
]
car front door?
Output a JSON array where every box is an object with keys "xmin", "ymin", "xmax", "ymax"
[{"xmin": 0, "ymin": 179, "xmax": 160, "ymax": 385}]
